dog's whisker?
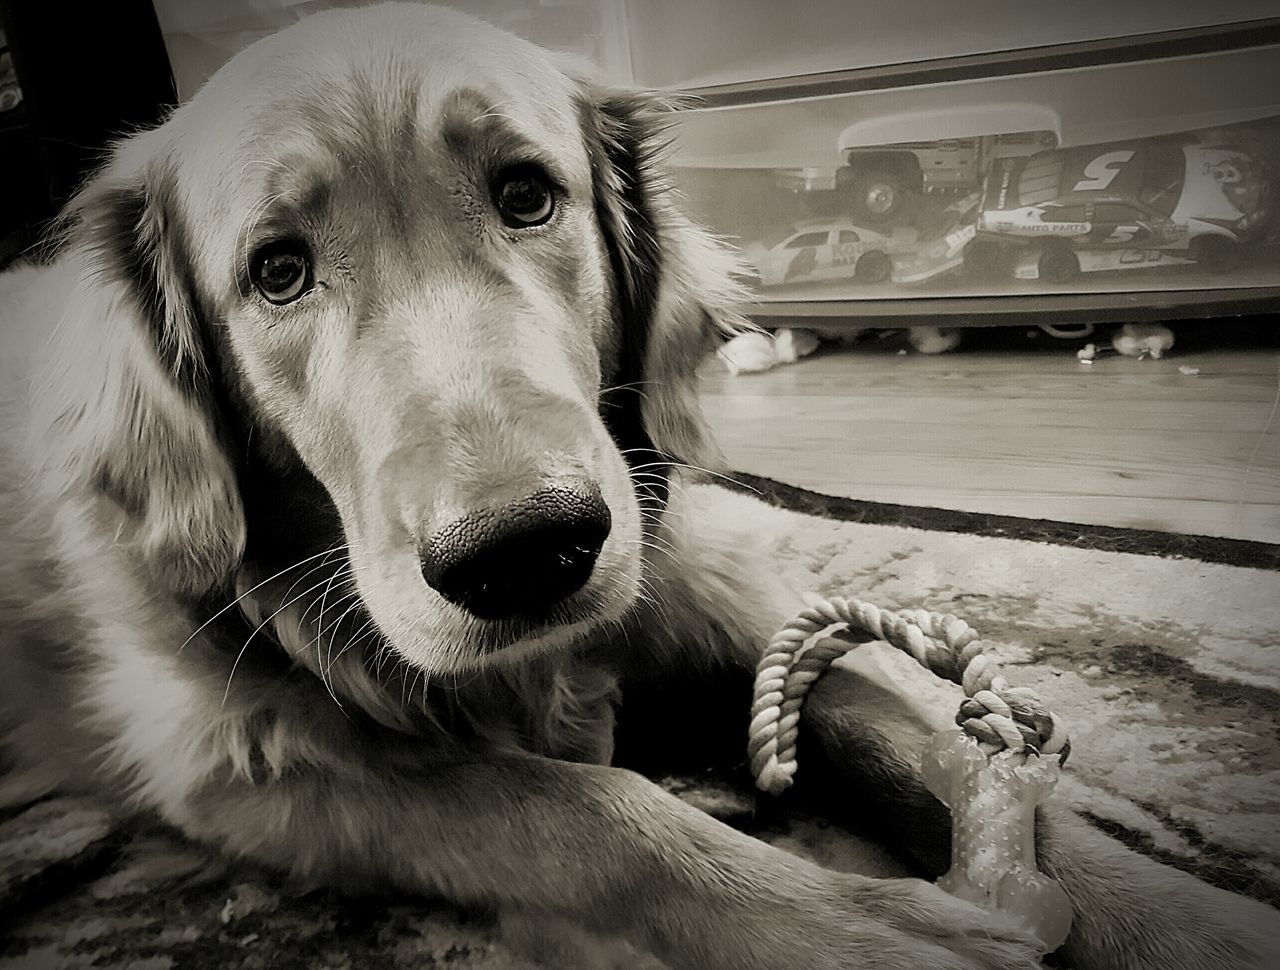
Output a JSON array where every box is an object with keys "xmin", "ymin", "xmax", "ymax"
[
  {"xmin": 300, "ymin": 564, "xmax": 355, "ymax": 633},
  {"xmin": 244, "ymin": 570, "xmax": 346, "ymax": 651},
  {"xmin": 321, "ymin": 599, "xmax": 370, "ymax": 684},
  {"xmin": 632, "ymin": 499, "xmax": 674, "ymax": 513},
  {"xmin": 633, "ymin": 501, "xmax": 683, "ymax": 522},
  {"xmin": 602, "ymin": 382, "xmax": 663, "ymax": 394},
  {"xmin": 629, "ymin": 479, "xmax": 680, "ymax": 499},
  {"xmin": 403, "ymin": 666, "xmax": 427, "ymax": 712},
  {"xmin": 293, "ymin": 564, "xmax": 354, "ymax": 629},
  {"xmin": 304, "ymin": 589, "xmax": 361, "ymax": 702},
  {"xmin": 620, "ymin": 572, "xmax": 659, "ymax": 612},
  {"xmin": 627, "ymin": 470, "xmax": 673, "ymax": 484},
  {"xmin": 266, "ymin": 548, "xmax": 355, "ymax": 630},
  {"xmin": 628, "ymin": 460, "xmax": 760, "ymax": 493},
  {"xmin": 617, "ymin": 446, "xmax": 669, "ymax": 460},
  {"xmin": 294, "ymin": 563, "xmax": 354, "ymax": 640},
  {"xmin": 627, "ymin": 538, "xmax": 684, "ymax": 570},
  {"xmin": 319, "ymin": 603, "xmax": 360, "ymax": 677},
  {"xmin": 370, "ymin": 631, "xmax": 398, "ymax": 681},
  {"xmin": 632, "ymin": 578, "xmax": 672, "ymax": 626},
  {"xmin": 629, "ymin": 486, "xmax": 680, "ymax": 507},
  {"xmin": 605, "ymin": 569, "xmax": 662, "ymax": 620},
  {"xmin": 624, "ymin": 530, "xmax": 682, "ymax": 558},
  {"xmin": 343, "ymin": 613, "xmax": 383, "ymax": 660},
  {"xmin": 294, "ymin": 574, "xmax": 360, "ymax": 703},
  {"xmin": 347, "ymin": 630, "xmax": 389, "ymax": 683},
  {"xmin": 179, "ymin": 545, "xmax": 348, "ymax": 656},
  {"xmin": 219, "ymin": 566, "xmax": 359, "ymax": 708},
  {"xmin": 628, "ymin": 477, "xmax": 675, "ymax": 494},
  {"xmin": 599, "ymin": 382, "xmax": 655, "ymax": 403}
]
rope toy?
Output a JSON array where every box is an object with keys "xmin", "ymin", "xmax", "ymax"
[{"xmin": 748, "ymin": 594, "xmax": 1073, "ymax": 951}]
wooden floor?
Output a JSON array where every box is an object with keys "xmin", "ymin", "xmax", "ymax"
[{"xmin": 698, "ymin": 325, "xmax": 1280, "ymax": 543}]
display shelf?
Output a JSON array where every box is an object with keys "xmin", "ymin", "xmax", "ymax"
[
  {"xmin": 747, "ymin": 286, "xmax": 1280, "ymax": 329},
  {"xmin": 757, "ymin": 259, "xmax": 1280, "ymax": 301},
  {"xmin": 680, "ymin": 18, "xmax": 1280, "ymax": 109}
]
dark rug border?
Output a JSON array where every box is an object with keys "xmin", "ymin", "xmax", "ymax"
[{"xmin": 718, "ymin": 471, "xmax": 1280, "ymax": 571}]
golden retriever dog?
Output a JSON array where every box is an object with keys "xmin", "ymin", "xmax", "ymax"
[{"xmin": 1, "ymin": 5, "xmax": 1276, "ymax": 967}]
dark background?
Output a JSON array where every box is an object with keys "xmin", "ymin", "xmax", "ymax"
[{"xmin": 0, "ymin": 0, "xmax": 175, "ymax": 268}]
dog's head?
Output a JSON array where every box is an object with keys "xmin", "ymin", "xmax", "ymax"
[{"xmin": 42, "ymin": 4, "xmax": 745, "ymax": 681}]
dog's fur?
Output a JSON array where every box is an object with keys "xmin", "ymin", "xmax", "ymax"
[{"xmin": 1, "ymin": 5, "xmax": 1277, "ymax": 967}]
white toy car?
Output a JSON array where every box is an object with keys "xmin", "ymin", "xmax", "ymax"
[
  {"xmin": 974, "ymin": 141, "xmax": 1272, "ymax": 280},
  {"xmin": 740, "ymin": 219, "xmax": 917, "ymax": 287}
]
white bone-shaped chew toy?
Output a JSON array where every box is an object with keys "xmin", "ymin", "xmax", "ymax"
[
  {"xmin": 921, "ymin": 728, "xmax": 1073, "ymax": 952},
  {"xmin": 748, "ymin": 596, "xmax": 1076, "ymax": 954}
]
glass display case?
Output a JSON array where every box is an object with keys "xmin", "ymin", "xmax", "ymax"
[{"xmin": 666, "ymin": 22, "xmax": 1280, "ymax": 323}]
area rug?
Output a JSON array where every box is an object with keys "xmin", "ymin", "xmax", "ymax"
[{"xmin": 2, "ymin": 476, "xmax": 1278, "ymax": 969}]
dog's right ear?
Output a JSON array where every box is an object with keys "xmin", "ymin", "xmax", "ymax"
[{"xmin": 34, "ymin": 130, "xmax": 245, "ymax": 597}]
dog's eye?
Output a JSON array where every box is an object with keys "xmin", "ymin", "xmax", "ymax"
[
  {"xmin": 251, "ymin": 242, "xmax": 312, "ymax": 305},
  {"xmin": 494, "ymin": 166, "xmax": 555, "ymax": 228}
]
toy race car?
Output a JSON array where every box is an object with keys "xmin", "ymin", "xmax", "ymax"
[
  {"xmin": 740, "ymin": 218, "xmax": 918, "ymax": 287},
  {"xmin": 890, "ymin": 192, "xmax": 982, "ymax": 285},
  {"xmin": 972, "ymin": 140, "xmax": 1272, "ymax": 281}
]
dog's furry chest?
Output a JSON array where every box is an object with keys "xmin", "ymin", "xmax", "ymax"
[{"xmin": 437, "ymin": 659, "xmax": 620, "ymax": 765}]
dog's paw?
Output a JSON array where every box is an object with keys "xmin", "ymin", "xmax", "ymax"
[
  {"xmin": 837, "ymin": 875, "xmax": 1046, "ymax": 970},
  {"xmin": 1064, "ymin": 879, "xmax": 1280, "ymax": 970},
  {"xmin": 1164, "ymin": 877, "xmax": 1280, "ymax": 970},
  {"xmin": 658, "ymin": 872, "xmax": 1044, "ymax": 970}
]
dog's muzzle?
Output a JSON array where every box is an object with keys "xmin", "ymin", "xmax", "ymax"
[{"xmin": 419, "ymin": 481, "xmax": 611, "ymax": 620}]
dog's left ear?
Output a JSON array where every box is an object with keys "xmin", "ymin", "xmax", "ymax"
[{"xmin": 577, "ymin": 87, "xmax": 749, "ymax": 477}]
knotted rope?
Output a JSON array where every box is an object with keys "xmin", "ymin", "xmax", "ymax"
[{"xmin": 748, "ymin": 594, "xmax": 1070, "ymax": 795}]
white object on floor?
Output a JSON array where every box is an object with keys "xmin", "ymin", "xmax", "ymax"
[
  {"xmin": 718, "ymin": 332, "xmax": 778, "ymax": 374},
  {"xmin": 719, "ymin": 328, "xmax": 820, "ymax": 375},
  {"xmin": 909, "ymin": 326, "xmax": 962, "ymax": 354},
  {"xmin": 774, "ymin": 328, "xmax": 821, "ymax": 364},
  {"xmin": 1112, "ymin": 323, "xmax": 1175, "ymax": 359}
]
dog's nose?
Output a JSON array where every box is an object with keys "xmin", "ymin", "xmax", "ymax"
[{"xmin": 420, "ymin": 483, "xmax": 611, "ymax": 619}]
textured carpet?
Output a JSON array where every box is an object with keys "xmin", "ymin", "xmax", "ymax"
[{"xmin": 2, "ymin": 478, "xmax": 1278, "ymax": 969}]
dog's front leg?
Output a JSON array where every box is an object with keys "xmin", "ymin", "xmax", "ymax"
[
  {"xmin": 797, "ymin": 652, "xmax": 1280, "ymax": 970},
  {"xmin": 172, "ymin": 748, "xmax": 1041, "ymax": 970}
]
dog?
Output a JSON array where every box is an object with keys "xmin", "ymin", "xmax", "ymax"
[{"xmin": 1, "ymin": 5, "xmax": 1276, "ymax": 967}]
